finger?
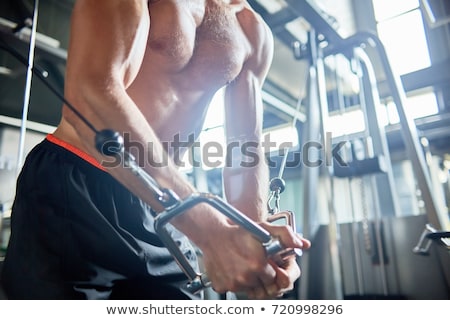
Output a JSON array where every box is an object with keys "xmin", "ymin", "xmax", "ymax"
[
  {"xmin": 245, "ymin": 263, "xmax": 278, "ymax": 299},
  {"xmin": 264, "ymin": 282, "xmax": 281, "ymax": 298},
  {"xmin": 261, "ymin": 222, "xmax": 304, "ymax": 249},
  {"xmin": 257, "ymin": 261, "xmax": 277, "ymax": 287},
  {"xmin": 299, "ymin": 235, "xmax": 312, "ymax": 249},
  {"xmin": 247, "ymin": 279, "xmax": 277, "ymax": 300},
  {"xmin": 250, "ymin": 287, "xmax": 267, "ymax": 300},
  {"xmin": 269, "ymin": 258, "xmax": 300, "ymax": 293},
  {"xmin": 220, "ymin": 264, "xmax": 274, "ymax": 295},
  {"xmin": 262, "ymin": 222, "xmax": 312, "ymax": 251},
  {"xmin": 249, "ymin": 265, "xmax": 296, "ymax": 299}
]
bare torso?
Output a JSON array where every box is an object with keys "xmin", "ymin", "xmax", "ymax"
[{"xmin": 56, "ymin": 0, "xmax": 262, "ymax": 152}]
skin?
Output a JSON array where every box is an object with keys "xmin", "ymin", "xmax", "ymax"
[{"xmin": 53, "ymin": 0, "xmax": 310, "ymax": 299}]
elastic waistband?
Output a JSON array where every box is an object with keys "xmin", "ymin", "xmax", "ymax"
[{"xmin": 46, "ymin": 134, "xmax": 106, "ymax": 172}]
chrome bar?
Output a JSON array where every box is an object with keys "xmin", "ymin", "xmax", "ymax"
[{"xmin": 16, "ymin": 0, "xmax": 39, "ymax": 174}]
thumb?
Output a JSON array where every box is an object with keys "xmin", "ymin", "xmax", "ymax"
[{"xmin": 260, "ymin": 221, "xmax": 307, "ymax": 249}]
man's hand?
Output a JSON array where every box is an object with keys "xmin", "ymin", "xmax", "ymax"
[
  {"xmin": 251, "ymin": 222, "xmax": 311, "ymax": 299},
  {"xmin": 200, "ymin": 220, "xmax": 310, "ymax": 299}
]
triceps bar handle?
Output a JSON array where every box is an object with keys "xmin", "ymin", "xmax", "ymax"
[
  {"xmin": 414, "ymin": 224, "xmax": 450, "ymax": 255},
  {"xmin": 95, "ymin": 130, "xmax": 292, "ymax": 293},
  {"xmin": 154, "ymin": 193, "xmax": 288, "ymax": 294}
]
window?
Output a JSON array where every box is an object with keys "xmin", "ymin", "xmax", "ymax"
[
  {"xmin": 327, "ymin": 109, "xmax": 366, "ymax": 137},
  {"xmin": 373, "ymin": 0, "xmax": 431, "ymax": 75},
  {"xmin": 383, "ymin": 92, "xmax": 439, "ymax": 125},
  {"xmin": 373, "ymin": 0, "xmax": 420, "ymax": 21},
  {"xmin": 371, "ymin": 0, "xmax": 438, "ymax": 124},
  {"xmin": 197, "ymin": 90, "xmax": 226, "ymax": 171},
  {"xmin": 194, "ymin": 89, "xmax": 300, "ymax": 171}
]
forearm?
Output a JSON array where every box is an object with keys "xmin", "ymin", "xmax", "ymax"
[
  {"xmin": 223, "ymin": 67, "xmax": 269, "ymax": 222},
  {"xmin": 64, "ymin": 76, "xmax": 227, "ymax": 251},
  {"xmin": 223, "ymin": 146, "xmax": 269, "ymax": 222}
]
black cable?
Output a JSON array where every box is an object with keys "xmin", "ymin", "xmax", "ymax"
[{"xmin": 0, "ymin": 37, "xmax": 99, "ymax": 134}]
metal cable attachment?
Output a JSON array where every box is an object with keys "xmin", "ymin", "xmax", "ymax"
[
  {"xmin": 266, "ymin": 177, "xmax": 304, "ymax": 264},
  {"xmin": 267, "ymin": 177, "xmax": 286, "ymax": 214}
]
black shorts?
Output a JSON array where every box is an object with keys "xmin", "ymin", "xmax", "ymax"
[{"xmin": 1, "ymin": 136, "xmax": 199, "ymax": 299}]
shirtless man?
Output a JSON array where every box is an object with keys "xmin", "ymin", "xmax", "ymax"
[{"xmin": 2, "ymin": 0, "xmax": 310, "ymax": 299}]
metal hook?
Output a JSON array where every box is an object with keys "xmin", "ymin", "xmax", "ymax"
[{"xmin": 267, "ymin": 177, "xmax": 286, "ymax": 214}]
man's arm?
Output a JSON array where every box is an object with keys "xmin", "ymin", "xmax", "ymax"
[
  {"xmin": 222, "ymin": 6, "xmax": 311, "ymax": 299},
  {"xmin": 223, "ymin": 5, "xmax": 273, "ymax": 222}
]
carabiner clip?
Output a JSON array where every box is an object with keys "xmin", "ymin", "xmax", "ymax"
[{"xmin": 267, "ymin": 177, "xmax": 286, "ymax": 214}]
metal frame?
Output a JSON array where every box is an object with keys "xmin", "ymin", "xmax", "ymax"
[{"xmin": 283, "ymin": 0, "xmax": 450, "ymax": 298}]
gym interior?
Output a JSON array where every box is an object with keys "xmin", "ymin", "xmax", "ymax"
[{"xmin": 0, "ymin": 0, "xmax": 449, "ymax": 300}]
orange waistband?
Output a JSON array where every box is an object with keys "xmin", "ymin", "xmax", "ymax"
[{"xmin": 46, "ymin": 134, "xmax": 106, "ymax": 172}]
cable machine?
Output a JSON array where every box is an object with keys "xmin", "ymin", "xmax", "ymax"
[{"xmin": 285, "ymin": 0, "xmax": 450, "ymax": 299}]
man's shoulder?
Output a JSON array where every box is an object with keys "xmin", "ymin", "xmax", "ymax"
[
  {"xmin": 237, "ymin": 2, "xmax": 273, "ymax": 44},
  {"xmin": 234, "ymin": 2, "xmax": 274, "ymax": 77}
]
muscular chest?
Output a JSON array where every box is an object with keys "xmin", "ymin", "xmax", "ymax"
[{"xmin": 147, "ymin": 0, "xmax": 249, "ymax": 86}]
